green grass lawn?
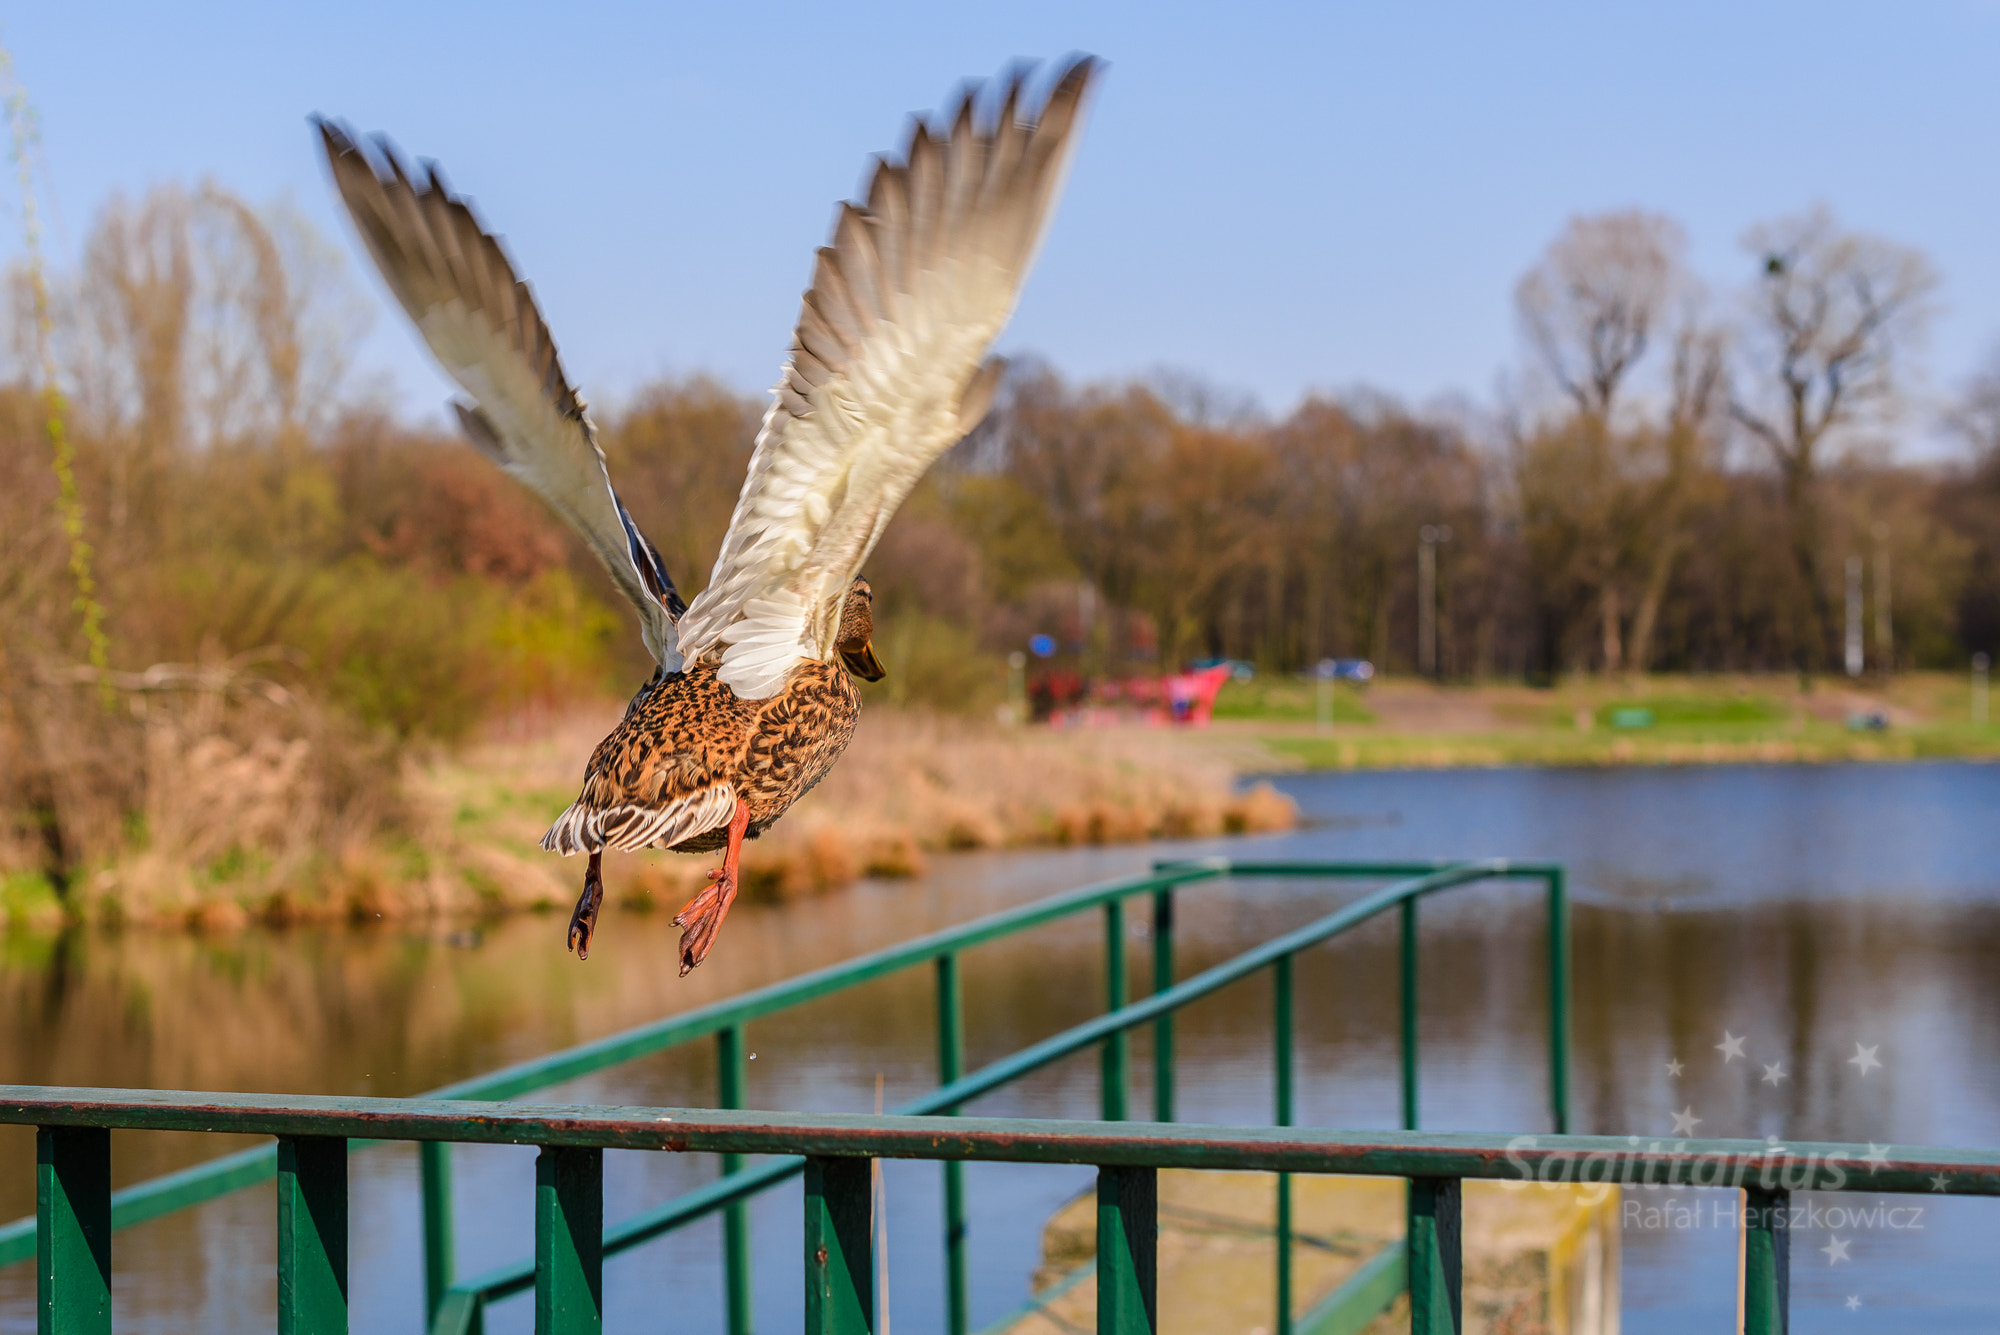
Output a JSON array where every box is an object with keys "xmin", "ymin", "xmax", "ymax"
[
  {"xmin": 1590, "ymin": 694, "xmax": 1788, "ymax": 728},
  {"xmin": 1268, "ymin": 716, "xmax": 2000, "ymax": 770},
  {"xmin": 1231, "ymin": 673, "xmax": 2000, "ymax": 770},
  {"xmin": 1212, "ymin": 677, "xmax": 1376, "ymax": 724}
]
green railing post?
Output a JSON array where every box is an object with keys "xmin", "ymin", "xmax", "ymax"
[
  {"xmin": 1743, "ymin": 1187, "xmax": 1790, "ymax": 1335},
  {"xmin": 1545, "ymin": 868, "xmax": 1571, "ymax": 1134},
  {"xmin": 534, "ymin": 1146, "xmax": 602, "ymax": 1335},
  {"xmin": 36, "ymin": 1125, "xmax": 110, "ymax": 1335},
  {"xmin": 1151, "ymin": 889, "xmax": 1175, "ymax": 1122},
  {"xmin": 428, "ymin": 1287, "xmax": 485, "ymax": 1335},
  {"xmin": 427, "ymin": 1286, "xmax": 486, "ymax": 1335},
  {"xmin": 1096, "ymin": 1165, "xmax": 1157, "ymax": 1335},
  {"xmin": 1400, "ymin": 896, "xmax": 1419, "ymax": 1131},
  {"xmin": 1274, "ymin": 953, "xmax": 1295, "ymax": 1335},
  {"xmin": 1407, "ymin": 1177, "xmax": 1461, "ymax": 1335},
  {"xmin": 718, "ymin": 1025, "xmax": 754, "ymax": 1335},
  {"xmin": 1103, "ymin": 898, "xmax": 1129, "ymax": 1122},
  {"xmin": 934, "ymin": 952, "xmax": 968, "ymax": 1335},
  {"xmin": 277, "ymin": 1136, "xmax": 347, "ymax": 1335},
  {"xmin": 420, "ymin": 1141, "xmax": 454, "ymax": 1328},
  {"xmin": 804, "ymin": 1156, "xmax": 874, "ymax": 1335}
]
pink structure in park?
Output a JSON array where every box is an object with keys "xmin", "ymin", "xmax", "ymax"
[{"xmin": 1034, "ymin": 664, "xmax": 1234, "ymax": 728}]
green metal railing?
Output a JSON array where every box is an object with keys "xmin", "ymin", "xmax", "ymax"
[
  {"xmin": 0, "ymin": 858, "xmax": 1572, "ymax": 1333},
  {"xmin": 11, "ymin": 1088, "xmax": 2000, "ymax": 1335}
]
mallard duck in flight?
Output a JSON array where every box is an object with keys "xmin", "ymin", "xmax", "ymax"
[{"xmin": 317, "ymin": 57, "xmax": 1098, "ymax": 973}]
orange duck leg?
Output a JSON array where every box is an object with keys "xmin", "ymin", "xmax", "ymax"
[{"xmin": 671, "ymin": 797, "xmax": 752, "ymax": 976}]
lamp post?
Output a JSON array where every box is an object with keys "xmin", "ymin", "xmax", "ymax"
[
  {"xmin": 1844, "ymin": 555, "xmax": 1864, "ymax": 679},
  {"xmin": 1976, "ymin": 653, "xmax": 1991, "ymax": 728},
  {"xmin": 1873, "ymin": 522, "xmax": 1893, "ymax": 673},
  {"xmin": 1418, "ymin": 525, "xmax": 1452, "ymax": 679}
]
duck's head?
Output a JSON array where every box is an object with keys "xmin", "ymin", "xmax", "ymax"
[{"xmin": 836, "ymin": 578, "xmax": 886, "ymax": 682}]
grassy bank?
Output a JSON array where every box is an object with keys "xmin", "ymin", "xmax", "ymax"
[
  {"xmin": 428, "ymin": 707, "xmax": 1296, "ymax": 920},
  {"xmin": 11, "ymin": 671, "xmax": 1992, "ymax": 931},
  {"xmin": 1227, "ymin": 671, "xmax": 2000, "ymax": 770},
  {"xmin": 7, "ymin": 706, "xmax": 1295, "ymax": 931}
]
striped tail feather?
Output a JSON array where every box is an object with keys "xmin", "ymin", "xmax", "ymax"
[{"xmin": 540, "ymin": 783, "xmax": 737, "ymax": 855}]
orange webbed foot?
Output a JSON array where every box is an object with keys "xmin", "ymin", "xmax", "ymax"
[
  {"xmin": 670, "ymin": 797, "xmax": 751, "ymax": 977},
  {"xmin": 671, "ymin": 869, "xmax": 738, "ymax": 976}
]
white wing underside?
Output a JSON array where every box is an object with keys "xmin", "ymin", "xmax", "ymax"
[
  {"xmin": 676, "ymin": 59, "xmax": 1100, "ymax": 698},
  {"xmin": 541, "ymin": 782, "xmax": 737, "ymax": 856},
  {"xmin": 316, "ymin": 122, "xmax": 682, "ymax": 666}
]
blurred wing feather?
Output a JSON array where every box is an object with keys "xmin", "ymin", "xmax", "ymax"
[
  {"xmin": 316, "ymin": 119, "xmax": 684, "ymax": 665},
  {"xmin": 675, "ymin": 58, "xmax": 1100, "ymax": 697}
]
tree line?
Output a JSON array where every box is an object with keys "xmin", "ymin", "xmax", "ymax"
[
  {"xmin": 6, "ymin": 182, "xmax": 2000, "ymax": 740},
  {"xmin": 941, "ymin": 207, "xmax": 1998, "ymax": 682}
]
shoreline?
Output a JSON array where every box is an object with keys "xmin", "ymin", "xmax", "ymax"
[
  {"xmin": 1218, "ymin": 669, "xmax": 1999, "ymax": 772},
  {"xmin": 1260, "ymin": 726, "xmax": 2000, "ymax": 772},
  {"xmin": 4, "ymin": 707, "xmax": 1297, "ymax": 933},
  {"xmin": 7, "ymin": 671, "xmax": 1994, "ymax": 932}
]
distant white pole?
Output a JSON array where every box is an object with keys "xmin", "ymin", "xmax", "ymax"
[
  {"xmin": 1873, "ymin": 522, "xmax": 1893, "ymax": 673},
  {"xmin": 1976, "ymin": 653, "xmax": 1991, "ymax": 727},
  {"xmin": 1844, "ymin": 556, "xmax": 1864, "ymax": 678},
  {"xmin": 1418, "ymin": 526, "xmax": 1450, "ymax": 678},
  {"xmin": 1417, "ymin": 528, "xmax": 1436, "ymax": 679}
]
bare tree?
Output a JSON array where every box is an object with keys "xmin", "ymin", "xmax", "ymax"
[
  {"xmin": 1516, "ymin": 210, "xmax": 1685, "ymax": 421},
  {"xmin": 1948, "ymin": 342, "xmax": 2000, "ymax": 462},
  {"xmin": 1513, "ymin": 210, "xmax": 1693, "ymax": 672},
  {"xmin": 1729, "ymin": 205, "xmax": 1936, "ymax": 668},
  {"xmin": 72, "ymin": 186, "xmax": 367, "ymax": 439},
  {"xmin": 77, "ymin": 187, "xmax": 193, "ymax": 536},
  {"xmin": 1624, "ymin": 318, "xmax": 1728, "ymax": 672}
]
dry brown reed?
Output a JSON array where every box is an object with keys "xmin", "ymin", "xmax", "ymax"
[
  {"xmin": 3, "ymin": 659, "xmax": 403, "ymax": 928},
  {"xmin": 244, "ymin": 701, "xmax": 1303, "ymax": 927},
  {"xmin": 584, "ymin": 707, "xmax": 1297, "ymax": 908}
]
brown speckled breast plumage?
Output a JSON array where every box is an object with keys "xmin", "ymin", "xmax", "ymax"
[
  {"xmin": 548, "ymin": 656, "xmax": 860, "ymax": 856},
  {"xmin": 539, "ymin": 579, "xmax": 884, "ymax": 971}
]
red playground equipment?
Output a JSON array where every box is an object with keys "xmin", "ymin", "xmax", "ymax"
[{"xmin": 1029, "ymin": 663, "xmax": 1233, "ymax": 727}]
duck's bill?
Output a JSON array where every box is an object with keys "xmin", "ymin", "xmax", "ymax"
[{"xmin": 841, "ymin": 642, "xmax": 886, "ymax": 682}]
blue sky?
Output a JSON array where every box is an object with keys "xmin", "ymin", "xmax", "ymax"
[{"xmin": 5, "ymin": 1, "xmax": 1998, "ymax": 445}]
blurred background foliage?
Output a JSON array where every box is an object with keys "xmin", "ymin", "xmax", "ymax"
[{"xmin": 4, "ymin": 182, "xmax": 2000, "ymax": 893}]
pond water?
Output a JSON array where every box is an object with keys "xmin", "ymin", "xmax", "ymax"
[{"xmin": 2, "ymin": 759, "xmax": 1998, "ymax": 1333}]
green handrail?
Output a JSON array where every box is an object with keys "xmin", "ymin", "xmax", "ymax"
[
  {"xmin": 9, "ymin": 1088, "xmax": 1995, "ymax": 1191},
  {"xmin": 0, "ymin": 857, "xmax": 1569, "ymax": 1335},
  {"xmin": 10, "ymin": 1087, "xmax": 2000, "ymax": 1335}
]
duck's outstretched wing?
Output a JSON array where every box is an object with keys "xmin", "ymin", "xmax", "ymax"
[
  {"xmin": 315, "ymin": 119, "xmax": 684, "ymax": 666},
  {"xmin": 674, "ymin": 57, "xmax": 1100, "ymax": 698}
]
